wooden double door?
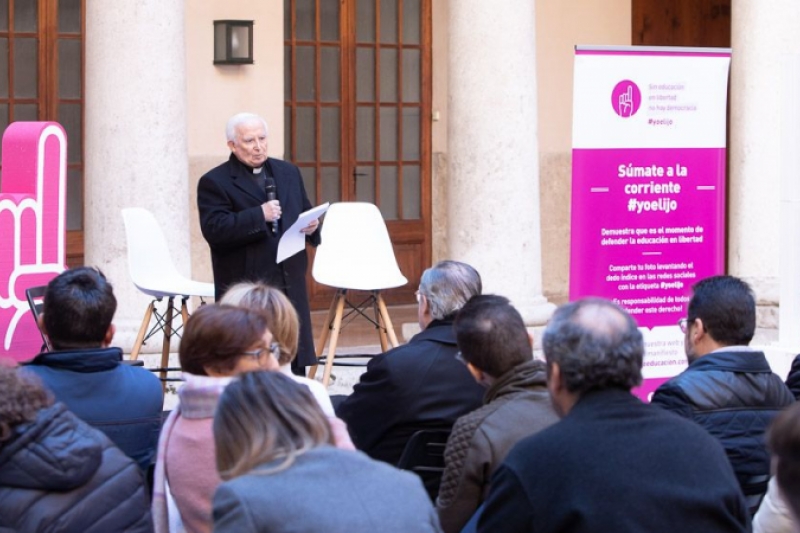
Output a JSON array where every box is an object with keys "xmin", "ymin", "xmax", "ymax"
[{"xmin": 284, "ymin": 0, "xmax": 432, "ymax": 308}]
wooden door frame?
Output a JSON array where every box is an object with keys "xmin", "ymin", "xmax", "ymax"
[{"xmin": 286, "ymin": 0, "xmax": 432, "ymax": 309}]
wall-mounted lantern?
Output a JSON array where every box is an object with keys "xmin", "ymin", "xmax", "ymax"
[{"xmin": 213, "ymin": 20, "xmax": 254, "ymax": 65}]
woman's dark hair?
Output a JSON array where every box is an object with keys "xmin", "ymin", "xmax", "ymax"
[
  {"xmin": 0, "ymin": 366, "xmax": 53, "ymax": 443},
  {"xmin": 179, "ymin": 304, "xmax": 271, "ymax": 376}
]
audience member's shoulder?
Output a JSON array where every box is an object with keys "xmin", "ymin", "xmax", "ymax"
[
  {"xmin": 501, "ymin": 418, "xmax": 564, "ymax": 468},
  {"xmin": 366, "ymin": 343, "xmax": 415, "ymax": 370},
  {"xmin": 645, "ymin": 398, "xmax": 715, "ymax": 433},
  {"xmin": 786, "ymin": 354, "xmax": 800, "ymax": 400},
  {"xmin": 118, "ymin": 361, "xmax": 163, "ymax": 398},
  {"xmin": 122, "ymin": 362, "xmax": 162, "ymax": 382}
]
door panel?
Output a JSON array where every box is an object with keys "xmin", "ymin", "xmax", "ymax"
[{"xmin": 285, "ymin": 0, "xmax": 431, "ymax": 309}]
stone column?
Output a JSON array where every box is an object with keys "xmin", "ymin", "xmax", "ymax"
[
  {"xmin": 84, "ymin": 0, "xmax": 190, "ymax": 351},
  {"xmin": 730, "ymin": 1, "xmax": 800, "ymax": 333},
  {"xmin": 447, "ymin": 1, "xmax": 554, "ymax": 325}
]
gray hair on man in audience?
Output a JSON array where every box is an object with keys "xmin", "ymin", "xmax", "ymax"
[
  {"xmin": 543, "ymin": 298, "xmax": 643, "ymax": 416},
  {"xmin": 418, "ymin": 260, "xmax": 482, "ymax": 321}
]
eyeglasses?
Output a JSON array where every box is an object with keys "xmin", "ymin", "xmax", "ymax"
[
  {"xmin": 678, "ymin": 318, "xmax": 689, "ymax": 334},
  {"xmin": 455, "ymin": 351, "xmax": 467, "ymax": 365},
  {"xmin": 242, "ymin": 342, "xmax": 281, "ymax": 361}
]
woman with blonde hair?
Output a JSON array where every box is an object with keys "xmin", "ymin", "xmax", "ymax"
[
  {"xmin": 152, "ymin": 304, "xmax": 279, "ymax": 533},
  {"xmin": 212, "ymin": 371, "xmax": 441, "ymax": 533},
  {"xmin": 221, "ymin": 282, "xmax": 334, "ymax": 412},
  {"xmin": 221, "ymin": 282, "xmax": 354, "ymax": 448}
]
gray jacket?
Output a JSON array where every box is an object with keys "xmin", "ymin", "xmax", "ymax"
[{"xmin": 213, "ymin": 446, "xmax": 442, "ymax": 533}]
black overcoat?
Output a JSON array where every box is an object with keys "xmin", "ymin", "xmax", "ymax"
[{"xmin": 197, "ymin": 154, "xmax": 320, "ymax": 367}]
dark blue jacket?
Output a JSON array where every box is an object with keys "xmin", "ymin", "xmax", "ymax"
[
  {"xmin": 0, "ymin": 403, "xmax": 153, "ymax": 532},
  {"xmin": 651, "ymin": 350, "xmax": 795, "ymax": 506},
  {"xmin": 337, "ymin": 319, "xmax": 485, "ymax": 465},
  {"xmin": 22, "ymin": 346, "xmax": 163, "ymax": 470}
]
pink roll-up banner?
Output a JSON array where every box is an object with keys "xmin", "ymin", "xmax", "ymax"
[{"xmin": 570, "ymin": 46, "xmax": 731, "ymax": 401}]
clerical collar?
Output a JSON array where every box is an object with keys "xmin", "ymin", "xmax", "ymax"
[{"xmin": 252, "ymin": 166, "xmax": 264, "ymax": 174}]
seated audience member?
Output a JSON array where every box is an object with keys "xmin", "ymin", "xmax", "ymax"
[
  {"xmin": 473, "ymin": 298, "xmax": 750, "ymax": 533},
  {"xmin": 337, "ymin": 260, "xmax": 485, "ymax": 465},
  {"xmin": 651, "ymin": 275, "xmax": 795, "ymax": 513},
  {"xmin": 784, "ymin": 354, "xmax": 800, "ymax": 400},
  {"xmin": 753, "ymin": 477, "xmax": 797, "ymax": 533},
  {"xmin": 151, "ymin": 304, "xmax": 279, "ymax": 533},
  {"xmin": 221, "ymin": 283, "xmax": 333, "ymax": 413},
  {"xmin": 212, "ymin": 371, "xmax": 442, "ymax": 533},
  {"xmin": 755, "ymin": 403, "xmax": 800, "ymax": 531},
  {"xmin": 436, "ymin": 295, "xmax": 558, "ymax": 533},
  {"xmin": 0, "ymin": 366, "xmax": 153, "ymax": 532},
  {"xmin": 221, "ymin": 282, "xmax": 354, "ymax": 448},
  {"xmin": 22, "ymin": 267, "xmax": 163, "ymax": 471}
]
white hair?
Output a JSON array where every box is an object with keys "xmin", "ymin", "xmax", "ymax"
[{"xmin": 226, "ymin": 113, "xmax": 269, "ymax": 143}]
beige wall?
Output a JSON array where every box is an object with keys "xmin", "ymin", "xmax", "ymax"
[
  {"xmin": 185, "ymin": 1, "xmax": 284, "ymax": 283},
  {"xmin": 183, "ymin": 1, "xmax": 631, "ymax": 300},
  {"xmin": 535, "ymin": 0, "xmax": 630, "ymax": 302},
  {"xmin": 429, "ymin": 0, "xmax": 630, "ymax": 302}
]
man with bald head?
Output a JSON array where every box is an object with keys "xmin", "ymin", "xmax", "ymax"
[
  {"xmin": 473, "ymin": 298, "xmax": 750, "ymax": 533},
  {"xmin": 198, "ymin": 113, "xmax": 321, "ymax": 374}
]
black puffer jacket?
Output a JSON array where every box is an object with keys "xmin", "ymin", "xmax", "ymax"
[
  {"xmin": 0, "ymin": 403, "xmax": 153, "ymax": 532},
  {"xmin": 651, "ymin": 350, "xmax": 795, "ymax": 508},
  {"xmin": 784, "ymin": 353, "xmax": 800, "ymax": 399}
]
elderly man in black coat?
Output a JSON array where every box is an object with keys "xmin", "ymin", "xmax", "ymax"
[
  {"xmin": 337, "ymin": 261, "xmax": 485, "ymax": 467},
  {"xmin": 198, "ymin": 113, "xmax": 321, "ymax": 372}
]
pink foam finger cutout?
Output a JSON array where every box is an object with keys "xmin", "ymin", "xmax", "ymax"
[{"xmin": 0, "ymin": 122, "xmax": 67, "ymax": 362}]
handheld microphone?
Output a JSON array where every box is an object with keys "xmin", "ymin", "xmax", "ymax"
[{"xmin": 265, "ymin": 177, "xmax": 278, "ymax": 235}]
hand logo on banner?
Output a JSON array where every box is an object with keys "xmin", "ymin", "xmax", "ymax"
[
  {"xmin": 612, "ymin": 80, "xmax": 641, "ymax": 118},
  {"xmin": 619, "ymin": 86, "xmax": 634, "ymax": 117},
  {"xmin": 0, "ymin": 122, "xmax": 67, "ymax": 361}
]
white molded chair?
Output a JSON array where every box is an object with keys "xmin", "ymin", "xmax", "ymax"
[
  {"xmin": 121, "ymin": 207, "xmax": 215, "ymax": 382},
  {"xmin": 308, "ymin": 202, "xmax": 407, "ymax": 386}
]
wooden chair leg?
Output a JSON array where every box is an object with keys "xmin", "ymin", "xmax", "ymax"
[
  {"xmin": 160, "ymin": 297, "xmax": 175, "ymax": 388},
  {"xmin": 180, "ymin": 297, "xmax": 189, "ymax": 326},
  {"xmin": 373, "ymin": 291, "xmax": 390, "ymax": 352},
  {"xmin": 321, "ymin": 292, "xmax": 347, "ymax": 387},
  {"xmin": 308, "ymin": 291, "xmax": 341, "ymax": 380},
  {"xmin": 377, "ymin": 292, "xmax": 400, "ymax": 348},
  {"xmin": 131, "ymin": 302, "xmax": 155, "ymax": 361}
]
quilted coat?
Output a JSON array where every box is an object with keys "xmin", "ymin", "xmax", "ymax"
[
  {"xmin": 0, "ymin": 403, "xmax": 153, "ymax": 532},
  {"xmin": 436, "ymin": 359, "xmax": 559, "ymax": 533},
  {"xmin": 651, "ymin": 349, "xmax": 795, "ymax": 510}
]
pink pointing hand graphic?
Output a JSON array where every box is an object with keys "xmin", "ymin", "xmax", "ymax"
[
  {"xmin": 618, "ymin": 85, "xmax": 634, "ymax": 117},
  {"xmin": 0, "ymin": 122, "xmax": 67, "ymax": 362}
]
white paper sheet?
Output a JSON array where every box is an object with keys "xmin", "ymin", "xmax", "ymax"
[{"xmin": 276, "ymin": 202, "xmax": 330, "ymax": 263}]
